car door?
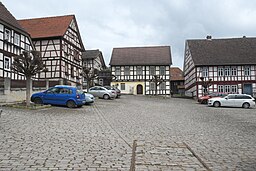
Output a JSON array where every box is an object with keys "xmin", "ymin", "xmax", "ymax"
[
  {"xmin": 88, "ymin": 87, "xmax": 98, "ymax": 97},
  {"xmin": 222, "ymin": 95, "xmax": 235, "ymax": 107},
  {"xmin": 43, "ymin": 87, "xmax": 60, "ymax": 104},
  {"xmin": 57, "ymin": 88, "xmax": 72, "ymax": 105},
  {"xmin": 98, "ymin": 87, "xmax": 107, "ymax": 98}
]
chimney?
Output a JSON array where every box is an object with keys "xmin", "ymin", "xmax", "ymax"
[{"xmin": 206, "ymin": 35, "xmax": 212, "ymax": 40}]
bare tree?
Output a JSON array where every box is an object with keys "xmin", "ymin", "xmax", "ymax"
[
  {"xmin": 81, "ymin": 67, "xmax": 98, "ymax": 92},
  {"xmin": 151, "ymin": 75, "xmax": 164, "ymax": 96},
  {"xmin": 12, "ymin": 50, "xmax": 46, "ymax": 107}
]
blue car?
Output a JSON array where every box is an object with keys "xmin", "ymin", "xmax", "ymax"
[{"xmin": 31, "ymin": 85, "xmax": 86, "ymax": 108}]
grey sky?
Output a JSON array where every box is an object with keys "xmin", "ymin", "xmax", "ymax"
[{"xmin": 2, "ymin": 0, "xmax": 256, "ymax": 68}]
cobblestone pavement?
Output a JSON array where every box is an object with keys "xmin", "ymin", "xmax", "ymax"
[{"xmin": 0, "ymin": 95, "xmax": 256, "ymax": 170}]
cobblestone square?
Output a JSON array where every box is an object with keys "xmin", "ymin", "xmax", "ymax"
[{"xmin": 0, "ymin": 95, "xmax": 256, "ymax": 170}]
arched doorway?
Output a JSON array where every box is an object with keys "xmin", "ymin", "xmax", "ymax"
[{"xmin": 137, "ymin": 84, "xmax": 143, "ymax": 94}]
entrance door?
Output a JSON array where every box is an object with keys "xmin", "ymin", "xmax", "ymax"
[
  {"xmin": 137, "ymin": 84, "xmax": 143, "ymax": 94},
  {"xmin": 243, "ymin": 84, "xmax": 253, "ymax": 95}
]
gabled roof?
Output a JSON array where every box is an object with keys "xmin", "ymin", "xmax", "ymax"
[
  {"xmin": 187, "ymin": 37, "xmax": 256, "ymax": 66},
  {"xmin": 110, "ymin": 46, "xmax": 172, "ymax": 66},
  {"xmin": 82, "ymin": 50, "xmax": 106, "ymax": 68},
  {"xmin": 82, "ymin": 50, "xmax": 101, "ymax": 59},
  {"xmin": 0, "ymin": 2, "xmax": 27, "ymax": 33},
  {"xmin": 18, "ymin": 15, "xmax": 74, "ymax": 39},
  {"xmin": 170, "ymin": 67, "xmax": 184, "ymax": 81}
]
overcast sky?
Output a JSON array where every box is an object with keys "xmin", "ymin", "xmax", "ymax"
[{"xmin": 2, "ymin": 0, "xmax": 256, "ymax": 68}]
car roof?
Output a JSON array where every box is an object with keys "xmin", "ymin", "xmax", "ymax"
[{"xmin": 54, "ymin": 85, "xmax": 76, "ymax": 89}]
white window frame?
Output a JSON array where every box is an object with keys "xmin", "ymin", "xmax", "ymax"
[
  {"xmin": 244, "ymin": 66, "xmax": 251, "ymax": 76},
  {"xmin": 218, "ymin": 67, "xmax": 224, "ymax": 76},
  {"xmin": 231, "ymin": 85, "xmax": 237, "ymax": 93},
  {"xmin": 218, "ymin": 85, "xmax": 224, "ymax": 93},
  {"xmin": 159, "ymin": 66, "xmax": 165, "ymax": 76},
  {"xmin": 224, "ymin": 85, "xmax": 230, "ymax": 93},
  {"xmin": 4, "ymin": 29, "xmax": 11, "ymax": 42},
  {"xmin": 115, "ymin": 67, "xmax": 121, "ymax": 75},
  {"xmin": 225, "ymin": 67, "xmax": 230, "ymax": 76},
  {"xmin": 14, "ymin": 33, "xmax": 20, "ymax": 46},
  {"xmin": 231, "ymin": 67, "xmax": 237, "ymax": 76},
  {"xmin": 160, "ymin": 82, "xmax": 166, "ymax": 90},
  {"xmin": 137, "ymin": 66, "xmax": 142, "ymax": 75},
  {"xmin": 124, "ymin": 66, "xmax": 130, "ymax": 75},
  {"xmin": 150, "ymin": 82, "xmax": 155, "ymax": 90},
  {"xmin": 4, "ymin": 56, "xmax": 11, "ymax": 71},
  {"xmin": 149, "ymin": 66, "xmax": 156, "ymax": 75},
  {"xmin": 201, "ymin": 67, "xmax": 208, "ymax": 77}
]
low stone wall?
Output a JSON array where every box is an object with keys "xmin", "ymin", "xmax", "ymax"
[{"xmin": 0, "ymin": 88, "xmax": 45, "ymax": 103}]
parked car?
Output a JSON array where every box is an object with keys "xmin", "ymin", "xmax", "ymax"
[
  {"xmin": 104, "ymin": 86, "xmax": 121, "ymax": 98},
  {"xmin": 88, "ymin": 86, "xmax": 116, "ymax": 99},
  {"xmin": 198, "ymin": 92, "xmax": 228, "ymax": 104},
  {"xmin": 31, "ymin": 85, "xmax": 86, "ymax": 108},
  {"xmin": 208, "ymin": 94, "xmax": 256, "ymax": 109},
  {"xmin": 84, "ymin": 92, "xmax": 95, "ymax": 104}
]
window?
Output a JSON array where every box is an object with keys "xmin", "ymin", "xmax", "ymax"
[
  {"xmin": 47, "ymin": 87, "xmax": 60, "ymax": 94},
  {"xmin": 149, "ymin": 66, "xmax": 156, "ymax": 75},
  {"xmin": 137, "ymin": 66, "xmax": 142, "ymax": 75},
  {"xmin": 225, "ymin": 67, "xmax": 230, "ymax": 76},
  {"xmin": 115, "ymin": 67, "xmax": 121, "ymax": 75},
  {"xmin": 74, "ymin": 49, "xmax": 79, "ymax": 60},
  {"xmin": 121, "ymin": 83, "xmax": 125, "ymax": 90},
  {"xmin": 4, "ymin": 29, "xmax": 11, "ymax": 41},
  {"xmin": 124, "ymin": 66, "xmax": 130, "ymax": 75},
  {"xmin": 218, "ymin": 85, "xmax": 224, "ymax": 93},
  {"xmin": 231, "ymin": 85, "xmax": 237, "ymax": 93},
  {"xmin": 244, "ymin": 66, "xmax": 250, "ymax": 76},
  {"xmin": 160, "ymin": 66, "xmax": 165, "ymax": 75},
  {"xmin": 25, "ymin": 44, "xmax": 30, "ymax": 51},
  {"xmin": 71, "ymin": 67, "xmax": 74, "ymax": 77},
  {"xmin": 201, "ymin": 67, "xmax": 208, "ymax": 77},
  {"xmin": 14, "ymin": 33, "xmax": 20, "ymax": 46},
  {"xmin": 218, "ymin": 67, "xmax": 224, "ymax": 76},
  {"xmin": 231, "ymin": 67, "xmax": 237, "ymax": 76},
  {"xmin": 160, "ymin": 82, "xmax": 166, "ymax": 90},
  {"xmin": 59, "ymin": 88, "xmax": 72, "ymax": 94},
  {"xmin": 150, "ymin": 82, "xmax": 155, "ymax": 90},
  {"xmin": 4, "ymin": 57, "xmax": 10, "ymax": 70},
  {"xmin": 224, "ymin": 85, "xmax": 230, "ymax": 93}
]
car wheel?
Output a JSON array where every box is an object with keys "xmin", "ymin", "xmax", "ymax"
[
  {"xmin": 103, "ymin": 94, "xmax": 110, "ymax": 100},
  {"xmin": 67, "ymin": 100, "xmax": 76, "ymax": 108},
  {"xmin": 34, "ymin": 98, "xmax": 43, "ymax": 105},
  {"xmin": 242, "ymin": 102, "xmax": 250, "ymax": 109},
  {"xmin": 213, "ymin": 101, "xmax": 220, "ymax": 107}
]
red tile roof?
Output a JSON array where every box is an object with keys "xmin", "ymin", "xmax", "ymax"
[
  {"xmin": 18, "ymin": 15, "xmax": 74, "ymax": 39},
  {"xmin": 110, "ymin": 46, "xmax": 172, "ymax": 66},
  {"xmin": 170, "ymin": 67, "xmax": 184, "ymax": 81},
  {"xmin": 0, "ymin": 2, "xmax": 27, "ymax": 33}
]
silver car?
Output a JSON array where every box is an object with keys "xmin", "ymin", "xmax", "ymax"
[
  {"xmin": 88, "ymin": 86, "xmax": 117, "ymax": 100},
  {"xmin": 84, "ymin": 92, "xmax": 95, "ymax": 104},
  {"xmin": 208, "ymin": 94, "xmax": 256, "ymax": 108}
]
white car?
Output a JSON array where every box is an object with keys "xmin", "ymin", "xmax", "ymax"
[
  {"xmin": 84, "ymin": 93, "xmax": 95, "ymax": 104},
  {"xmin": 208, "ymin": 94, "xmax": 256, "ymax": 109}
]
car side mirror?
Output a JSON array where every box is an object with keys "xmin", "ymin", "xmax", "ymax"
[{"xmin": 225, "ymin": 97, "xmax": 228, "ymax": 100}]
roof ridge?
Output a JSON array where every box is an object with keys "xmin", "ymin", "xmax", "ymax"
[
  {"xmin": 113, "ymin": 45, "xmax": 170, "ymax": 49},
  {"xmin": 187, "ymin": 37, "xmax": 256, "ymax": 41},
  {"xmin": 18, "ymin": 14, "xmax": 75, "ymax": 21}
]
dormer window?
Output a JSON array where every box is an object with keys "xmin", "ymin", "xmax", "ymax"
[{"xmin": 4, "ymin": 29, "xmax": 11, "ymax": 42}]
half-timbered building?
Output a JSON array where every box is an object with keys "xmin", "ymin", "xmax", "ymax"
[
  {"xmin": 19, "ymin": 15, "xmax": 85, "ymax": 86},
  {"xmin": 110, "ymin": 46, "xmax": 172, "ymax": 95},
  {"xmin": 170, "ymin": 67, "xmax": 185, "ymax": 95},
  {"xmin": 184, "ymin": 36, "xmax": 256, "ymax": 98},
  {"xmin": 0, "ymin": 2, "xmax": 33, "ymax": 93},
  {"xmin": 82, "ymin": 50, "xmax": 106, "ymax": 87}
]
